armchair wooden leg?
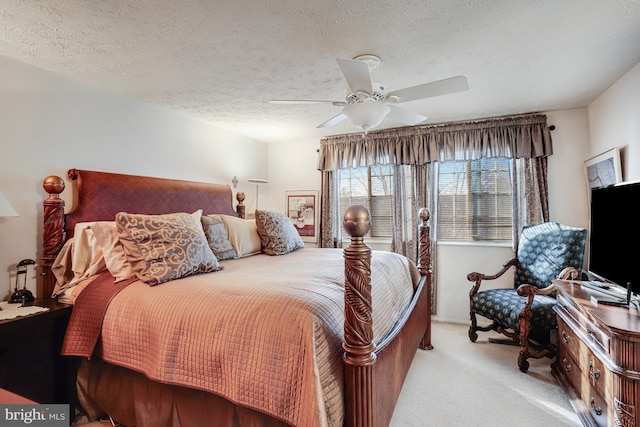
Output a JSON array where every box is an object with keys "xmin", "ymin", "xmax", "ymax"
[
  {"xmin": 518, "ymin": 312, "xmax": 531, "ymax": 372},
  {"xmin": 518, "ymin": 351, "xmax": 530, "ymax": 373},
  {"xmin": 469, "ymin": 310, "xmax": 479, "ymax": 342},
  {"xmin": 517, "ymin": 317, "xmax": 556, "ymax": 372},
  {"xmin": 469, "ymin": 311, "xmax": 502, "ymax": 343},
  {"xmin": 488, "ymin": 325, "xmax": 520, "ymax": 346}
]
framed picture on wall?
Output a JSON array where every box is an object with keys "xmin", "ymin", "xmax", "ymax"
[
  {"xmin": 286, "ymin": 190, "xmax": 319, "ymax": 242},
  {"xmin": 584, "ymin": 147, "xmax": 622, "ymax": 191}
]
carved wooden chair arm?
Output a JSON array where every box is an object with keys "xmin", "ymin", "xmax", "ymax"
[
  {"xmin": 516, "ymin": 283, "xmax": 557, "ymax": 320},
  {"xmin": 467, "ymin": 257, "xmax": 518, "ymax": 298}
]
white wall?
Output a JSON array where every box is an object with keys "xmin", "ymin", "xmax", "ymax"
[
  {"xmin": 265, "ymin": 139, "xmax": 321, "ymax": 211},
  {"xmin": 588, "ymin": 62, "xmax": 640, "ymax": 182},
  {"xmin": 0, "ymin": 56, "xmax": 268, "ymax": 299},
  {"xmin": 546, "ymin": 108, "xmax": 590, "ymax": 229},
  {"xmin": 266, "ymin": 139, "xmax": 322, "ymax": 246}
]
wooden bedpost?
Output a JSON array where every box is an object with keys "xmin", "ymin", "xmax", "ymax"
[
  {"xmin": 236, "ymin": 191, "xmax": 246, "ymax": 219},
  {"xmin": 417, "ymin": 208, "xmax": 433, "ymax": 350},
  {"xmin": 40, "ymin": 175, "xmax": 66, "ymax": 300},
  {"xmin": 342, "ymin": 205, "xmax": 375, "ymax": 427}
]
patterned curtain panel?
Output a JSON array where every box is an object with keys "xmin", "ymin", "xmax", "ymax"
[
  {"xmin": 511, "ymin": 157, "xmax": 550, "ymax": 251},
  {"xmin": 319, "ymin": 170, "xmax": 339, "ymax": 248},
  {"xmin": 390, "ymin": 163, "xmax": 440, "ymax": 313}
]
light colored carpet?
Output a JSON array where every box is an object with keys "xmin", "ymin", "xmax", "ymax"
[
  {"xmin": 390, "ymin": 321, "xmax": 581, "ymax": 427},
  {"xmin": 74, "ymin": 321, "xmax": 581, "ymax": 426}
]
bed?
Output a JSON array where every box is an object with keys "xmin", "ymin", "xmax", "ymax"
[{"xmin": 39, "ymin": 169, "xmax": 433, "ymax": 427}]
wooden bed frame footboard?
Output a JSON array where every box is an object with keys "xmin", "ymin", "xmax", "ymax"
[
  {"xmin": 39, "ymin": 169, "xmax": 432, "ymax": 427},
  {"xmin": 343, "ymin": 206, "xmax": 432, "ymax": 427}
]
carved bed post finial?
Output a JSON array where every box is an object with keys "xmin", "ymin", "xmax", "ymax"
[
  {"xmin": 41, "ymin": 176, "xmax": 66, "ymax": 299},
  {"xmin": 342, "ymin": 205, "xmax": 375, "ymax": 427},
  {"xmin": 417, "ymin": 208, "xmax": 431, "ymax": 276},
  {"xmin": 417, "ymin": 208, "xmax": 433, "ymax": 350},
  {"xmin": 236, "ymin": 191, "xmax": 246, "ymax": 219}
]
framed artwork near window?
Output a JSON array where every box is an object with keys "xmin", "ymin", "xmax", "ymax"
[
  {"xmin": 584, "ymin": 147, "xmax": 622, "ymax": 191},
  {"xmin": 286, "ymin": 190, "xmax": 319, "ymax": 242}
]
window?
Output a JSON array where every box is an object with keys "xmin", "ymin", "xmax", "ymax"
[
  {"xmin": 336, "ymin": 159, "xmax": 512, "ymax": 242},
  {"xmin": 438, "ymin": 158, "xmax": 513, "ymax": 241},
  {"xmin": 338, "ymin": 165, "xmax": 393, "ymax": 238}
]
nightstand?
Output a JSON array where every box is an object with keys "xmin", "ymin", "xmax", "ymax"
[{"xmin": 0, "ymin": 299, "xmax": 72, "ymax": 404}]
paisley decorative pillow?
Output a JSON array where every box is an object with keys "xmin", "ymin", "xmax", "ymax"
[
  {"xmin": 201, "ymin": 214, "xmax": 237, "ymax": 260},
  {"xmin": 115, "ymin": 210, "xmax": 220, "ymax": 285},
  {"xmin": 255, "ymin": 210, "xmax": 304, "ymax": 256}
]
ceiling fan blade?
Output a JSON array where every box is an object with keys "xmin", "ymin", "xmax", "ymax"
[
  {"xmin": 387, "ymin": 75, "xmax": 469, "ymax": 103},
  {"xmin": 336, "ymin": 58, "xmax": 373, "ymax": 94},
  {"xmin": 317, "ymin": 113, "xmax": 348, "ymax": 128},
  {"xmin": 386, "ymin": 105, "xmax": 428, "ymax": 125}
]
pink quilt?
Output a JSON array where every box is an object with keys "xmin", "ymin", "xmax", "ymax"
[{"xmin": 63, "ymin": 248, "xmax": 418, "ymax": 427}]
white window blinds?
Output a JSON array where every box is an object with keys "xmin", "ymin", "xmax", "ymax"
[{"xmin": 438, "ymin": 158, "xmax": 513, "ymax": 241}]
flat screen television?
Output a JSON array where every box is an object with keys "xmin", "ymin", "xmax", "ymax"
[{"xmin": 588, "ymin": 181, "xmax": 640, "ymax": 297}]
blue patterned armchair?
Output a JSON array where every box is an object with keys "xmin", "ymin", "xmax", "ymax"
[{"xmin": 467, "ymin": 222, "xmax": 587, "ymax": 372}]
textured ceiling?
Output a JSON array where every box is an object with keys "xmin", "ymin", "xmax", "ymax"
[{"xmin": 1, "ymin": 0, "xmax": 640, "ymax": 143}]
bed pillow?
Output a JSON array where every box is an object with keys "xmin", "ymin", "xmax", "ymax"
[
  {"xmin": 115, "ymin": 210, "xmax": 220, "ymax": 285},
  {"xmin": 201, "ymin": 215, "xmax": 237, "ymax": 260},
  {"xmin": 90, "ymin": 221, "xmax": 135, "ymax": 283},
  {"xmin": 220, "ymin": 214, "xmax": 262, "ymax": 257},
  {"xmin": 71, "ymin": 222, "xmax": 108, "ymax": 281},
  {"xmin": 255, "ymin": 210, "xmax": 305, "ymax": 255}
]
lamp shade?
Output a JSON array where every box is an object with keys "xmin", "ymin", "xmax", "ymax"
[
  {"xmin": 247, "ymin": 178, "xmax": 269, "ymax": 185},
  {"xmin": 342, "ymin": 103, "xmax": 391, "ymax": 132},
  {"xmin": 0, "ymin": 192, "xmax": 18, "ymax": 217}
]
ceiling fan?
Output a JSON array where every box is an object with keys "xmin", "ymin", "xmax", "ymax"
[{"xmin": 271, "ymin": 54, "xmax": 469, "ymax": 134}]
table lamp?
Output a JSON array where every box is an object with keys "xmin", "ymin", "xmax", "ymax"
[{"xmin": 9, "ymin": 259, "xmax": 36, "ymax": 304}]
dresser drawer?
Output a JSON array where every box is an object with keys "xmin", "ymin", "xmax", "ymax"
[
  {"xmin": 556, "ymin": 343, "xmax": 582, "ymax": 395},
  {"xmin": 558, "ymin": 316, "xmax": 611, "ymax": 391},
  {"xmin": 586, "ymin": 353, "xmax": 610, "ymax": 399},
  {"xmin": 584, "ymin": 387, "xmax": 609, "ymax": 427},
  {"xmin": 557, "ymin": 343, "xmax": 610, "ymax": 427},
  {"xmin": 556, "ymin": 294, "xmax": 610, "ymax": 354},
  {"xmin": 558, "ymin": 316, "xmax": 581, "ymax": 358}
]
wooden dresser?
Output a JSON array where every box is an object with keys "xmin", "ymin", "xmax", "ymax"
[{"xmin": 553, "ymin": 280, "xmax": 640, "ymax": 427}]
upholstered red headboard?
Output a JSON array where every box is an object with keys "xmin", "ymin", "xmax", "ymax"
[
  {"xmin": 63, "ymin": 169, "xmax": 241, "ymax": 239},
  {"xmin": 40, "ymin": 168, "xmax": 245, "ymax": 299}
]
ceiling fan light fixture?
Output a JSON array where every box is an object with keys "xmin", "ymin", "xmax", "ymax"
[
  {"xmin": 271, "ymin": 56, "xmax": 469, "ymax": 132},
  {"xmin": 342, "ymin": 103, "xmax": 390, "ymax": 133}
]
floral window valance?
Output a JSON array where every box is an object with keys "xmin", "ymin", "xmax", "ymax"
[{"xmin": 317, "ymin": 113, "xmax": 553, "ymax": 171}]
